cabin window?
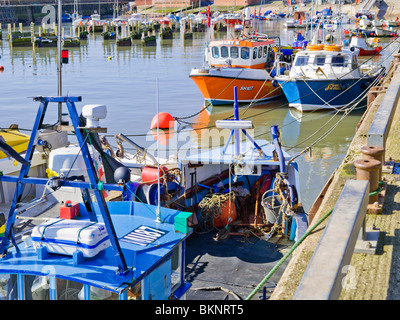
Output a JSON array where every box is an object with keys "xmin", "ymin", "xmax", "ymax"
[
  {"xmin": 171, "ymin": 244, "xmax": 183, "ymax": 291},
  {"xmin": 212, "ymin": 47, "xmax": 219, "ymax": 58},
  {"xmin": 258, "ymin": 47, "xmax": 262, "ymax": 58},
  {"xmin": 221, "ymin": 46, "xmax": 229, "ymax": 58},
  {"xmin": 241, "ymin": 47, "xmax": 250, "ymax": 59},
  {"xmin": 352, "ymin": 55, "xmax": 358, "ymax": 70},
  {"xmin": 314, "ymin": 55, "xmax": 326, "ymax": 66},
  {"xmin": 332, "ymin": 55, "xmax": 345, "ymax": 67},
  {"xmin": 263, "ymin": 46, "xmax": 268, "ymax": 58},
  {"xmin": 295, "ymin": 55, "xmax": 309, "ymax": 66},
  {"xmin": 230, "ymin": 46, "xmax": 239, "ymax": 59},
  {"xmin": 253, "ymin": 47, "xmax": 258, "ymax": 59}
]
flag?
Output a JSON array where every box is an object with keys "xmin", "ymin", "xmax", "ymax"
[{"xmin": 207, "ymin": 5, "xmax": 210, "ymax": 28}]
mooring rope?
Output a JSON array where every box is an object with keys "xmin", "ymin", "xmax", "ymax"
[{"xmin": 245, "ymin": 182, "xmax": 384, "ymax": 300}]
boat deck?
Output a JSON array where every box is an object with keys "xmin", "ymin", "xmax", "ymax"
[
  {"xmin": 185, "ymin": 230, "xmax": 292, "ymax": 300},
  {"xmin": 0, "ymin": 200, "xmax": 293, "ymax": 300}
]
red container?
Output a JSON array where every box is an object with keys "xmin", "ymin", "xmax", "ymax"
[
  {"xmin": 214, "ymin": 199, "xmax": 237, "ymax": 227},
  {"xmin": 141, "ymin": 166, "xmax": 168, "ymax": 184},
  {"xmin": 60, "ymin": 200, "xmax": 80, "ymax": 219}
]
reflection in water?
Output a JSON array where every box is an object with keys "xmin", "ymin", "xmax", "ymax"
[
  {"xmin": 1, "ymin": 20, "xmax": 396, "ymax": 213},
  {"xmin": 188, "ymin": 99, "xmax": 366, "ymax": 210}
]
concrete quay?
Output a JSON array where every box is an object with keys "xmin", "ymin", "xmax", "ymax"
[{"xmin": 269, "ymin": 45, "xmax": 400, "ymax": 300}]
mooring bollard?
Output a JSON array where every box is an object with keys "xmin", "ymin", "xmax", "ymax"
[
  {"xmin": 392, "ymin": 52, "xmax": 400, "ymax": 64},
  {"xmin": 354, "ymin": 159, "xmax": 381, "ymax": 204},
  {"xmin": 360, "ymin": 145, "xmax": 385, "ymax": 181}
]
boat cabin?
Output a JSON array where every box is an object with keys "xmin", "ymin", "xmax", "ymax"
[
  {"xmin": 0, "ymin": 96, "xmax": 192, "ymax": 301},
  {"xmin": 289, "ymin": 45, "xmax": 361, "ymax": 79},
  {"xmin": 205, "ymin": 39, "xmax": 276, "ymax": 69},
  {"xmin": 0, "ymin": 201, "xmax": 191, "ymax": 300}
]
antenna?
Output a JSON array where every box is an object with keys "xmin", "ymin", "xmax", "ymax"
[{"xmin": 156, "ymin": 78, "xmax": 161, "ymax": 223}]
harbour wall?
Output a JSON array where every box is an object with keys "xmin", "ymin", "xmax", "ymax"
[{"xmin": 269, "ymin": 45, "xmax": 400, "ymax": 300}]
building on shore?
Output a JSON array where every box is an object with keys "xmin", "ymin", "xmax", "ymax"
[{"xmin": 133, "ymin": 0, "xmax": 264, "ymax": 8}]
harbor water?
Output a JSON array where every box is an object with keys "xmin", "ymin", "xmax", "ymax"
[{"xmin": 0, "ymin": 19, "xmax": 398, "ymax": 213}]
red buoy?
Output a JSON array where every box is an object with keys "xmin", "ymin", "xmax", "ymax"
[
  {"xmin": 150, "ymin": 112, "xmax": 174, "ymax": 130},
  {"xmin": 0, "ymin": 66, "xmax": 4, "ymax": 72},
  {"xmin": 151, "ymin": 128, "xmax": 174, "ymax": 145}
]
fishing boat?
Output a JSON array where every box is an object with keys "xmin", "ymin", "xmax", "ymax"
[
  {"xmin": 0, "ymin": 97, "xmax": 192, "ymax": 300},
  {"xmin": 354, "ymin": 26, "xmax": 398, "ymax": 38},
  {"xmin": 175, "ymin": 88, "xmax": 307, "ymax": 241},
  {"xmin": 348, "ymin": 35, "xmax": 382, "ymax": 56},
  {"xmin": 274, "ymin": 43, "xmax": 385, "ymax": 112},
  {"xmin": 88, "ymin": 13, "xmax": 105, "ymax": 32},
  {"xmin": 383, "ymin": 19, "xmax": 400, "ymax": 28},
  {"xmin": 128, "ymin": 13, "xmax": 143, "ymax": 24},
  {"xmin": 222, "ymin": 13, "xmax": 242, "ymax": 26},
  {"xmin": 189, "ymin": 8, "xmax": 283, "ymax": 106},
  {"xmin": 0, "ymin": 126, "xmax": 30, "ymax": 159},
  {"xmin": 264, "ymin": 11, "xmax": 281, "ymax": 20}
]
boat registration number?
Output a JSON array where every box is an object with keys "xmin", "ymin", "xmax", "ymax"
[
  {"xmin": 240, "ymin": 86, "xmax": 254, "ymax": 91},
  {"xmin": 121, "ymin": 225, "xmax": 168, "ymax": 247}
]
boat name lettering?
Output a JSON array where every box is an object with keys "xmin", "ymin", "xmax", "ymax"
[
  {"xmin": 217, "ymin": 40, "xmax": 240, "ymax": 45},
  {"xmin": 121, "ymin": 225, "xmax": 168, "ymax": 246},
  {"xmin": 240, "ymin": 86, "xmax": 254, "ymax": 91},
  {"xmin": 325, "ymin": 83, "xmax": 342, "ymax": 91}
]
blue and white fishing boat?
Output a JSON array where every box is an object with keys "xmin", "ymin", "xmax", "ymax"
[
  {"xmin": 174, "ymin": 87, "xmax": 307, "ymax": 241},
  {"xmin": 274, "ymin": 43, "xmax": 385, "ymax": 112},
  {"xmin": 0, "ymin": 96, "xmax": 192, "ymax": 300}
]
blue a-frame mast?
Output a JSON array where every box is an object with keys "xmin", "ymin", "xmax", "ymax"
[{"xmin": 0, "ymin": 96, "xmax": 130, "ymax": 276}]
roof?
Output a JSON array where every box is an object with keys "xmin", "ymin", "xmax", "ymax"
[
  {"xmin": 0, "ymin": 201, "xmax": 191, "ymax": 293},
  {"xmin": 182, "ymin": 139, "xmax": 292, "ymax": 166},
  {"xmin": 208, "ymin": 38, "xmax": 275, "ymax": 48}
]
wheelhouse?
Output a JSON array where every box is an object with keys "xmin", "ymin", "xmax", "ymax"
[
  {"xmin": 290, "ymin": 47, "xmax": 361, "ymax": 79},
  {"xmin": 205, "ymin": 39, "xmax": 275, "ymax": 69}
]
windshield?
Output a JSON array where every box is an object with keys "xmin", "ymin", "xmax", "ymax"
[{"xmin": 295, "ymin": 55, "xmax": 309, "ymax": 66}]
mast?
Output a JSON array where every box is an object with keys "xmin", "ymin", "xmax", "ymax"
[{"xmin": 57, "ymin": 0, "xmax": 62, "ymax": 124}]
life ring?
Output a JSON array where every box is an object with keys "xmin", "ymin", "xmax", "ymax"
[
  {"xmin": 306, "ymin": 44, "xmax": 324, "ymax": 51},
  {"xmin": 323, "ymin": 44, "xmax": 342, "ymax": 52}
]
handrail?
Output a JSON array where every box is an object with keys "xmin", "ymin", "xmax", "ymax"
[
  {"xmin": 293, "ymin": 180, "xmax": 370, "ymax": 300},
  {"xmin": 367, "ymin": 67, "xmax": 400, "ymax": 148}
]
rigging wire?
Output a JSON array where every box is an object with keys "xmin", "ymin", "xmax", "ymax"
[{"xmin": 6, "ymin": 38, "xmax": 399, "ymax": 158}]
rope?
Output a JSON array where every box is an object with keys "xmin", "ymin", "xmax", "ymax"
[
  {"xmin": 245, "ymin": 183, "xmax": 384, "ymax": 300},
  {"xmin": 198, "ymin": 191, "xmax": 236, "ymax": 230}
]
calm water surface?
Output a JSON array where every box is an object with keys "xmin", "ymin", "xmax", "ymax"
[{"xmin": 0, "ymin": 20, "xmax": 398, "ymax": 212}]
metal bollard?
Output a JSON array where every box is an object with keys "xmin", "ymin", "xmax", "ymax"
[
  {"xmin": 354, "ymin": 159, "xmax": 381, "ymax": 204},
  {"xmin": 360, "ymin": 145, "xmax": 384, "ymax": 181}
]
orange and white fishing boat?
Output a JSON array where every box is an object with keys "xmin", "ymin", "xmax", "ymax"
[{"xmin": 190, "ymin": 8, "xmax": 283, "ymax": 106}]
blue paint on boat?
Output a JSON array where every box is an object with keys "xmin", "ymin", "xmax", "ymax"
[{"xmin": 277, "ymin": 77, "xmax": 375, "ymax": 110}]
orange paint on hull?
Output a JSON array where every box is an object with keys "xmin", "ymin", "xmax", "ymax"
[{"xmin": 190, "ymin": 75, "xmax": 283, "ymax": 104}]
